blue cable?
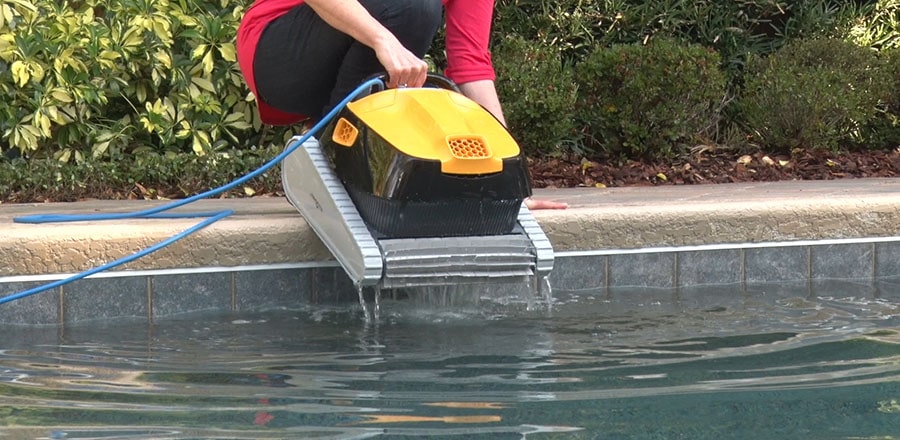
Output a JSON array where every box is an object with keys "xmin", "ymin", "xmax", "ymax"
[
  {"xmin": 0, "ymin": 211, "xmax": 232, "ymax": 306},
  {"xmin": 1, "ymin": 77, "xmax": 384, "ymax": 306}
]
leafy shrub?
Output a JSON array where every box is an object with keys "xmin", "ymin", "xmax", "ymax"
[
  {"xmin": 492, "ymin": 36, "xmax": 580, "ymax": 156},
  {"xmin": 844, "ymin": 0, "xmax": 900, "ymax": 50},
  {"xmin": 0, "ymin": 0, "xmax": 896, "ymax": 173},
  {"xmin": 738, "ymin": 38, "xmax": 890, "ymax": 152},
  {"xmin": 574, "ymin": 38, "xmax": 727, "ymax": 160},
  {"xmin": 883, "ymin": 48, "xmax": 900, "ymax": 114},
  {"xmin": 861, "ymin": 47, "xmax": 900, "ymax": 149},
  {"xmin": 493, "ymin": 0, "xmax": 611, "ymax": 64},
  {"xmin": 0, "ymin": 0, "xmax": 289, "ymax": 161},
  {"xmin": 0, "ymin": 146, "xmax": 283, "ymax": 203},
  {"xmin": 494, "ymin": 1, "xmax": 862, "ymax": 85}
]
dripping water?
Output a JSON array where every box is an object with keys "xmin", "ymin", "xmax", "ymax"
[
  {"xmin": 356, "ymin": 284, "xmax": 372, "ymax": 321},
  {"xmin": 541, "ymin": 276, "xmax": 553, "ymax": 304},
  {"xmin": 356, "ymin": 284, "xmax": 382, "ymax": 321},
  {"xmin": 373, "ymin": 287, "xmax": 382, "ymax": 319}
]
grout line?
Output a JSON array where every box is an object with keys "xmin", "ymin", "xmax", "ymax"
[
  {"xmin": 673, "ymin": 252, "xmax": 680, "ymax": 290},
  {"xmin": 231, "ymin": 272, "xmax": 237, "ymax": 311},
  {"xmin": 807, "ymin": 246, "xmax": 814, "ymax": 298},
  {"xmin": 872, "ymin": 242, "xmax": 878, "ymax": 280},
  {"xmin": 873, "ymin": 242, "xmax": 880, "ymax": 299},
  {"xmin": 603, "ymin": 255, "xmax": 610, "ymax": 298},
  {"xmin": 147, "ymin": 276, "xmax": 154, "ymax": 324},
  {"xmin": 58, "ymin": 286, "xmax": 65, "ymax": 326},
  {"xmin": 740, "ymin": 248, "xmax": 747, "ymax": 292},
  {"xmin": 310, "ymin": 268, "xmax": 318, "ymax": 304}
]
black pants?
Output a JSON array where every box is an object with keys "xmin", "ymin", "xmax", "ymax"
[{"xmin": 253, "ymin": 0, "xmax": 443, "ymax": 120}]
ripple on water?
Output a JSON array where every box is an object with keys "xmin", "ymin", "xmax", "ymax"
[{"xmin": 1, "ymin": 286, "xmax": 898, "ymax": 438}]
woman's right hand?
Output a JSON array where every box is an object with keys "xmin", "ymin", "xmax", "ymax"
[
  {"xmin": 304, "ymin": 0, "xmax": 427, "ymax": 89},
  {"xmin": 372, "ymin": 35, "xmax": 428, "ymax": 89}
]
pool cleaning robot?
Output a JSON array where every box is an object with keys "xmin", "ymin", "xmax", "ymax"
[{"xmin": 281, "ymin": 75, "xmax": 553, "ymax": 290}]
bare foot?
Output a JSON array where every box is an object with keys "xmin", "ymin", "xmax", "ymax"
[{"xmin": 524, "ymin": 197, "xmax": 568, "ymax": 210}]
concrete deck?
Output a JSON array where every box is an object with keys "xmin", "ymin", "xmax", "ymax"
[{"xmin": 2, "ymin": 178, "xmax": 900, "ymax": 277}]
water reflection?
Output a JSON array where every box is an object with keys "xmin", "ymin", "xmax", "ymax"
[{"xmin": 0, "ymin": 286, "xmax": 898, "ymax": 438}]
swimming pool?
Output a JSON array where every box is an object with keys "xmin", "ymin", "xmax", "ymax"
[{"xmin": 1, "ymin": 283, "xmax": 898, "ymax": 439}]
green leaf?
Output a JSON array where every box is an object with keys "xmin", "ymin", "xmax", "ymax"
[
  {"xmin": 191, "ymin": 76, "xmax": 215, "ymax": 93},
  {"xmin": 217, "ymin": 43, "xmax": 236, "ymax": 62}
]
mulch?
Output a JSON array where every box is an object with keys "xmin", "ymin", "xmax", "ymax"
[
  {"xmin": 529, "ymin": 148, "xmax": 900, "ymax": 189},
  {"xmin": 4, "ymin": 148, "xmax": 899, "ymax": 204}
]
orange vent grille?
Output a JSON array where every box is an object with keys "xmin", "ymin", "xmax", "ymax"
[
  {"xmin": 447, "ymin": 136, "xmax": 491, "ymax": 160},
  {"xmin": 332, "ymin": 118, "xmax": 359, "ymax": 147}
]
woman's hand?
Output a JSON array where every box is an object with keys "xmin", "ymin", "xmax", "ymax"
[
  {"xmin": 371, "ymin": 35, "xmax": 428, "ymax": 89},
  {"xmin": 525, "ymin": 197, "xmax": 568, "ymax": 210}
]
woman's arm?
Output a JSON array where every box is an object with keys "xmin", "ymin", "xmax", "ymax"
[
  {"xmin": 442, "ymin": 1, "xmax": 505, "ymax": 122},
  {"xmin": 303, "ymin": 0, "xmax": 428, "ymax": 88},
  {"xmin": 445, "ymin": 1, "xmax": 567, "ymax": 210},
  {"xmin": 458, "ymin": 79, "xmax": 506, "ymax": 126}
]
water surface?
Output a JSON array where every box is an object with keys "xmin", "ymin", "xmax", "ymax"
[{"xmin": 1, "ymin": 285, "xmax": 899, "ymax": 439}]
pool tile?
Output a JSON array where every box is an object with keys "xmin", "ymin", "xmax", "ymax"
[
  {"xmin": 745, "ymin": 247, "xmax": 809, "ymax": 283},
  {"xmin": 874, "ymin": 276, "xmax": 900, "ymax": 301},
  {"xmin": 676, "ymin": 284, "xmax": 751, "ymax": 311},
  {"xmin": 477, "ymin": 278, "xmax": 549, "ymax": 304},
  {"xmin": 234, "ymin": 268, "xmax": 311, "ymax": 311},
  {"xmin": 607, "ymin": 286, "xmax": 680, "ymax": 311},
  {"xmin": 743, "ymin": 280, "xmax": 811, "ymax": 300},
  {"xmin": 549, "ymin": 255, "xmax": 606, "ymax": 291},
  {"xmin": 677, "ymin": 249, "xmax": 742, "ymax": 287},
  {"xmin": 151, "ymin": 272, "xmax": 232, "ymax": 318},
  {"xmin": 608, "ymin": 253, "xmax": 676, "ymax": 288},
  {"xmin": 876, "ymin": 241, "xmax": 900, "ymax": 278},
  {"xmin": 810, "ymin": 243, "xmax": 873, "ymax": 280},
  {"xmin": 64, "ymin": 277, "xmax": 149, "ymax": 323},
  {"xmin": 310, "ymin": 266, "xmax": 357, "ymax": 304},
  {"xmin": 0, "ymin": 282, "xmax": 61, "ymax": 325},
  {"xmin": 809, "ymin": 278, "xmax": 876, "ymax": 299}
]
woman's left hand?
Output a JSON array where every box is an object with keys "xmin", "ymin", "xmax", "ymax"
[{"xmin": 525, "ymin": 197, "xmax": 568, "ymax": 210}]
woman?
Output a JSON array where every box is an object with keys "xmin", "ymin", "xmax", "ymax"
[{"xmin": 236, "ymin": 0, "xmax": 567, "ymax": 209}]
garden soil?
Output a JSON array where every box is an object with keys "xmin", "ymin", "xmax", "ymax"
[
  {"xmin": 529, "ymin": 148, "xmax": 900, "ymax": 189},
  {"xmin": 3, "ymin": 148, "xmax": 900, "ymax": 203}
]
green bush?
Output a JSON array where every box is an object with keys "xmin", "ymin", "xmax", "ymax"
[
  {"xmin": 493, "ymin": 35, "xmax": 580, "ymax": 156},
  {"xmin": 861, "ymin": 48, "xmax": 900, "ymax": 149},
  {"xmin": 844, "ymin": 0, "xmax": 900, "ymax": 51},
  {"xmin": 0, "ymin": 0, "xmax": 289, "ymax": 161},
  {"xmin": 493, "ymin": 0, "xmax": 610, "ymax": 64},
  {"xmin": 883, "ymin": 48, "xmax": 900, "ymax": 115},
  {"xmin": 0, "ymin": 145, "xmax": 283, "ymax": 203},
  {"xmin": 493, "ymin": 1, "xmax": 863, "ymax": 84},
  {"xmin": 0, "ymin": 0, "xmax": 896, "ymax": 201},
  {"xmin": 574, "ymin": 38, "xmax": 727, "ymax": 160},
  {"xmin": 738, "ymin": 38, "xmax": 890, "ymax": 152}
]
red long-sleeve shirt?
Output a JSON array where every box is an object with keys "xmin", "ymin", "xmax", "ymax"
[{"xmin": 237, "ymin": 0, "xmax": 497, "ymax": 125}]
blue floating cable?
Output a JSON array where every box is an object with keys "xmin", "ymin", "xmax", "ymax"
[{"xmin": 1, "ymin": 77, "xmax": 384, "ymax": 306}]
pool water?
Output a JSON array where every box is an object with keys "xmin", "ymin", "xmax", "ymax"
[{"xmin": 1, "ymin": 284, "xmax": 898, "ymax": 439}]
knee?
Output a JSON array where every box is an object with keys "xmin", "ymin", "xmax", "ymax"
[
  {"xmin": 369, "ymin": 0, "xmax": 443, "ymax": 53},
  {"xmin": 417, "ymin": 0, "xmax": 443, "ymax": 28},
  {"xmin": 394, "ymin": 0, "xmax": 443, "ymax": 31},
  {"xmin": 362, "ymin": 0, "xmax": 442, "ymax": 25}
]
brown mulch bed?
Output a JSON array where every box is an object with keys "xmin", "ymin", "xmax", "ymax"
[
  {"xmin": 529, "ymin": 148, "xmax": 900, "ymax": 189},
  {"xmin": 3, "ymin": 148, "xmax": 899, "ymax": 204}
]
